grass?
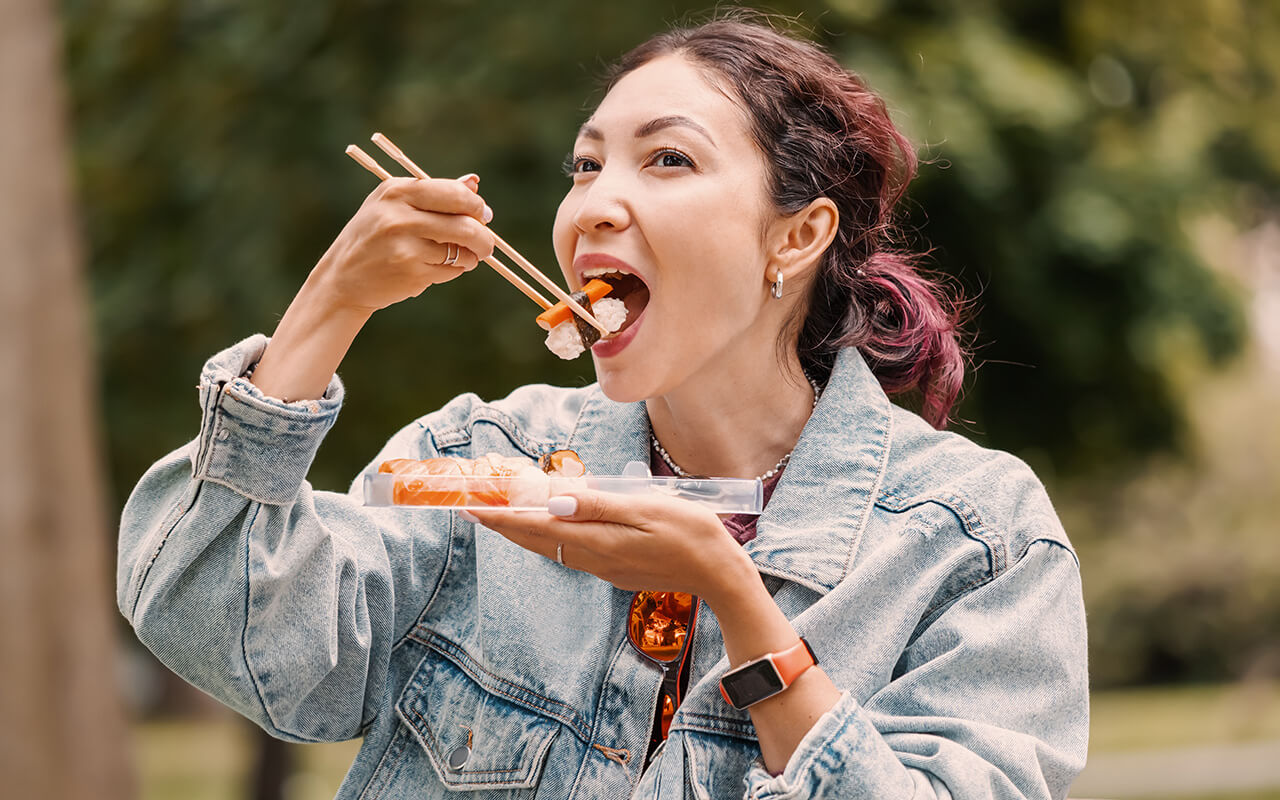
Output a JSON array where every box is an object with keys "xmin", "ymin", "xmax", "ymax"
[
  {"xmin": 135, "ymin": 719, "xmax": 358, "ymax": 800},
  {"xmin": 133, "ymin": 681, "xmax": 1280, "ymax": 800},
  {"xmin": 1088, "ymin": 680, "xmax": 1280, "ymax": 753}
]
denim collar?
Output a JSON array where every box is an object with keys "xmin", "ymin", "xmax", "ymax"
[{"xmin": 566, "ymin": 347, "xmax": 892, "ymax": 596}]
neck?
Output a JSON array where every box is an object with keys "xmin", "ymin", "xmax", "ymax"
[{"xmin": 645, "ymin": 356, "xmax": 816, "ymax": 480}]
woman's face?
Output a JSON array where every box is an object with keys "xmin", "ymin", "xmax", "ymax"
[{"xmin": 553, "ymin": 54, "xmax": 785, "ymax": 403}]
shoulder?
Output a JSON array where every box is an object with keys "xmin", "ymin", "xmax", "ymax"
[
  {"xmin": 877, "ymin": 404, "xmax": 1074, "ymax": 571},
  {"xmin": 402, "ymin": 383, "xmax": 598, "ymax": 460}
]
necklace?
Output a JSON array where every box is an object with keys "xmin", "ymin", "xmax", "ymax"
[{"xmin": 650, "ymin": 376, "xmax": 822, "ymax": 481}]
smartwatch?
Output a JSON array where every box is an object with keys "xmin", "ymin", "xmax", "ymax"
[{"xmin": 719, "ymin": 638, "xmax": 818, "ymax": 710}]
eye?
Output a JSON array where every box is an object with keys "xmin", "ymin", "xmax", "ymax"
[
  {"xmin": 563, "ymin": 154, "xmax": 601, "ymax": 177},
  {"xmin": 650, "ymin": 148, "xmax": 694, "ymax": 169}
]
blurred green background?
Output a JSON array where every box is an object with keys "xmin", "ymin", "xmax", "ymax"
[{"xmin": 29, "ymin": 0, "xmax": 1280, "ymax": 797}]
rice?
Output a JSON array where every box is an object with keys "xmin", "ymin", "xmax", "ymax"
[
  {"xmin": 545, "ymin": 321, "xmax": 585, "ymax": 359},
  {"xmin": 593, "ymin": 297, "xmax": 627, "ymax": 333},
  {"xmin": 506, "ymin": 465, "xmax": 551, "ymax": 507},
  {"xmin": 543, "ymin": 297, "xmax": 629, "ymax": 360}
]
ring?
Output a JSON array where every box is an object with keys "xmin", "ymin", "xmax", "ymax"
[
  {"xmin": 442, "ymin": 243, "xmax": 459, "ymax": 266},
  {"xmin": 555, "ymin": 542, "xmax": 564, "ymax": 566}
]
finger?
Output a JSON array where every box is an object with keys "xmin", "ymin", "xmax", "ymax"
[
  {"xmin": 420, "ymin": 212, "xmax": 496, "ymax": 261},
  {"xmin": 456, "ymin": 248, "xmax": 480, "ymax": 272},
  {"xmin": 465, "ymin": 508, "xmax": 563, "ymax": 558},
  {"xmin": 386, "ymin": 211, "xmax": 495, "ymax": 261},
  {"xmin": 420, "ymin": 240, "xmax": 480, "ymax": 271},
  {"xmin": 466, "ymin": 507, "xmax": 605, "ymax": 549},
  {"xmin": 546, "ymin": 489, "xmax": 663, "ymax": 524},
  {"xmin": 387, "ymin": 177, "xmax": 491, "ymax": 223}
]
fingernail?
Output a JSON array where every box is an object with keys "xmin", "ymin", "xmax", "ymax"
[
  {"xmin": 547, "ymin": 496, "xmax": 576, "ymax": 517},
  {"xmin": 458, "ymin": 172, "xmax": 479, "ymax": 184},
  {"xmin": 482, "ymin": 204, "xmax": 494, "ymax": 224},
  {"xmin": 458, "ymin": 509, "xmax": 479, "ymax": 523}
]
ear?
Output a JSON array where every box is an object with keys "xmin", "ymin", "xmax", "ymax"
[{"xmin": 765, "ymin": 197, "xmax": 839, "ymax": 288}]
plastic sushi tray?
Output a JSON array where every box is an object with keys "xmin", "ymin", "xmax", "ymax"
[{"xmin": 363, "ymin": 472, "xmax": 763, "ymax": 514}]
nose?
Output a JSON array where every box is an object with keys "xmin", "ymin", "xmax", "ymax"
[{"xmin": 570, "ymin": 167, "xmax": 631, "ymax": 234}]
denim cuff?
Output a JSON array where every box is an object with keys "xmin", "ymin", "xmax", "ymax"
[
  {"xmin": 744, "ymin": 692, "xmax": 910, "ymax": 799},
  {"xmin": 191, "ymin": 334, "xmax": 344, "ymax": 505}
]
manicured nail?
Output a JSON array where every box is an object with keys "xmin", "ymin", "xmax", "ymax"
[
  {"xmin": 547, "ymin": 496, "xmax": 577, "ymax": 517},
  {"xmin": 482, "ymin": 204, "xmax": 493, "ymax": 224},
  {"xmin": 458, "ymin": 509, "xmax": 479, "ymax": 523},
  {"xmin": 458, "ymin": 172, "xmax": 479, "ymax": 184}
]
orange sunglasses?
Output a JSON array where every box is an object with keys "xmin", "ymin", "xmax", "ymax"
[{"xmin": 627, "ymin": 590, "xmax": 699, "ymax": 739}]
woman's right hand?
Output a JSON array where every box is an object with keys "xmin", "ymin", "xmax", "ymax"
[
  {"xmin": 307, "ymin": 175, "xmax": 496, "ymax": 314},
  {"xmin": 249, "ymin": 175, "xmax": 496, "ymax": 403}
]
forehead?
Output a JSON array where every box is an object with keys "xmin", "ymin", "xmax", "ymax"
[{"xmin": 582, "ymin": 54, "xmax": 750, "ymax": 142}]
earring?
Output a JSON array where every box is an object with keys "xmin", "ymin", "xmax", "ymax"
[{"xmin": 771, "ymin": 270, "xmax": 784, "ymax": 299}]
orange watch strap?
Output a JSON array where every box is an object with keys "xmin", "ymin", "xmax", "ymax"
[{"xmin": 772, "ymin": 638, "xmax": 817, "ymax": 686}]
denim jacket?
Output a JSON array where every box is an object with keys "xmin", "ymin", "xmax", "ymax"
[{"xmin": 118, "ymin": 335, "xmax": 1088, "ymax": 799}]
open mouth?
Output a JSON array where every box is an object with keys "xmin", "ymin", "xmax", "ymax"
[{"xmin": 587, "ymin": 271, "xmax": 650, "ymax": 336}]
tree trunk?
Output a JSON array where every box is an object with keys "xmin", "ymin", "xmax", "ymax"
[
  {"xmin": 0, "ymin": 1, "xmax": 135, "ymax": 797},
  {"xmin": 249, "ymin": 722, "xmax": 296, "ymax": 800}
]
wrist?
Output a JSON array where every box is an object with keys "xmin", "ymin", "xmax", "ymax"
[
  {"xmin": 703, "ymin": 553, "xmax": 800, "ymax": 667},
  {"xmin": 250, "ymin": 283, "xmax": 371, "ymax": 402},
  {"xmin": 300, "ymin": 262, "xmax": 379, "ymax": 320},
  {"xmin": 700, "ymin": 544, "xmax": 762, "ymax": 618}
]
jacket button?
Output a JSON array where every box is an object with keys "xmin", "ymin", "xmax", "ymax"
[{"xmin": 447, "ymin": 744, "xmax": 470, "ymax": 770}]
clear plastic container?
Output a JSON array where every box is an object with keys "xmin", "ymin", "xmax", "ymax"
[{"xmin": 363, "ymin": 472, "xmax": 763, "ymax": 514}]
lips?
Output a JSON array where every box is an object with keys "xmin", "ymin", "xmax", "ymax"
[{"xmin": 590, "ymin": 304, "xmax": 646, "ymax": 358}]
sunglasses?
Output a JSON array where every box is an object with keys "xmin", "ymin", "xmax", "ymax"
[{"xmin": 627, "ymin": 590, "xmax": 699, "ymax": 739}]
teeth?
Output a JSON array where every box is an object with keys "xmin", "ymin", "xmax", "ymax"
[{"xmin": 581, "ymin": 267, "xmax": 624, "ymax": 279}]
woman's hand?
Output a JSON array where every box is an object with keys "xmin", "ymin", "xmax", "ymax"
[
  {"xmin": 463, "ymin": 491, "xmax": 758, "ymax": 604},
  {"xmin": 472, "ymin": 491, "xmax": 844, "ymax": 774},
  {"xmin": 308, "ymin": 175, "xmax": 496, "ymax": 315},
  {"xmin": 250, "ymin": 175, "xmax": 495, "ymax": 402}
]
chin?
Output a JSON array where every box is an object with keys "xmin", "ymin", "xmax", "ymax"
[{"xmin": 591, "ymin": 360, "xmax": 657, "ymax": 404}]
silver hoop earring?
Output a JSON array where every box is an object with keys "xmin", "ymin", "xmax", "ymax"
[{"xmin": 771, "ymin": 270, "xmax": 784, "ymax": 299}]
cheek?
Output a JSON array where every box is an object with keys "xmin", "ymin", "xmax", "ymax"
[{"xmin": 551, "ymin": 195, "xmax": 577, "ymax": 284}]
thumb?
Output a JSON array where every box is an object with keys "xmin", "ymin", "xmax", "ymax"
[{"xmin": 547, "ymin": 489, "xmax": 631, "ymax": 522}]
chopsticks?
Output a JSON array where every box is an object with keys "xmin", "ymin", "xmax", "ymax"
[{"xmin": 345, "ymin": 134, "xmax": 609, "ymax": 334}]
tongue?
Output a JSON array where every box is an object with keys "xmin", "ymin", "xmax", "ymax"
[{"xmin": 618, "ymin": 285, "xmax": 650, "ymax": 332}]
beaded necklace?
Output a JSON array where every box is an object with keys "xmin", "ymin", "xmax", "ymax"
[{"xmin": 649, "ymin": 376, "xmax": 821, "ymax": 480}]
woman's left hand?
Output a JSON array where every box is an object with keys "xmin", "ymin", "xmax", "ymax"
[{"xmin": 462, "ymin": 491, "xmax": 755, "ymax": 601}]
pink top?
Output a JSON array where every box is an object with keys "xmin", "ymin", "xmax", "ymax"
[{"xmin": 649, "ymin": 442, "xmax": 786, "ymax": 544}]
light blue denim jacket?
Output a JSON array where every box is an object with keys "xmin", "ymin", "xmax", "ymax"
[{"xmin": 118, "ymin": 335, "xmax": 1088, "ymax": 799}]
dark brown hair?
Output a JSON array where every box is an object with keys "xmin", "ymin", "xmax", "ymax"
[{"xmin": 607, "ymin": 15, "xmax": 965, "ymax": 428}]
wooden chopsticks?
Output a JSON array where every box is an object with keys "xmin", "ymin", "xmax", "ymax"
[{"xmin": 345, "ymin": 134, "xmax": 608, "ymax": 334}]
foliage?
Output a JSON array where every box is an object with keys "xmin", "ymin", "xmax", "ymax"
[
  {"xmin": 64, "ymin": 1, "xmax": 1275, "ymax": 687},
  {"xmin": 1059, "ymin": 353, "xmax": 1280, "ymax": 689}
]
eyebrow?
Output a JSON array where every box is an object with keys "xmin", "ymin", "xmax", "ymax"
[{"xmin": 578, "ymin": 115, "xmax": 718, "ymax": 148}]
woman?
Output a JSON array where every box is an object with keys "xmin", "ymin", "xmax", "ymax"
[{"xmin": 118, "ymin": 16, "xmax": 1088, "ymax": 800}]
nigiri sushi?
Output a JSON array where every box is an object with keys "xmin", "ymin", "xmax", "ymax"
[{"xmin": 537, "ymin": 279, "xmax": 627, "ymax": 359}]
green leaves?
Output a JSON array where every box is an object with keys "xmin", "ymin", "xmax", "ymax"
[{"xmin": 66, "ymin": 0, "xmax": 1264, "ymax": 500}]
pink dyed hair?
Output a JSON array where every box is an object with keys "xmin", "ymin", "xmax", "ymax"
[{"xmin": 608, "ymin": 15, "xmax": 966, "ymax": 428}]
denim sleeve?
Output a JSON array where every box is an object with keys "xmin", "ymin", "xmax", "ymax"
[
  {"xmin": 742, "ymin": 540, "xmax": 1088, "ymax": 800},
  {"xmin": 117, "ymin": 335, "xmax": 451, "ymax": 743}
]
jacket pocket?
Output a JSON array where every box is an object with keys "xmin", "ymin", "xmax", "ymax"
[
  {"xmin": 682, "ymin": 730, "xmax": 759, "ymax": 800},
  {"xmin": 394, "ymin": 644, "xmax": 561, "ymax": 791}
]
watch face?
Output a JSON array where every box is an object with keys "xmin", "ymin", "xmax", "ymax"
[{"xmin": 722, "ymin": 660, "xmax": 785, "ymax": 709}]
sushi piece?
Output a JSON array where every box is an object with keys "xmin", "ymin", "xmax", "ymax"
[
  {"xmin": 538, "ymin": 278, "xmax": 627, "ymax": 360},
  {"xmin": 379, "ymin": 457, "xmax": 467, "ymax": 505},
  {"xmin": 544, "ymin": 296, "xmax": 627, "ymax": 359},
  {"xmin": 539, "ymin": 449, "xmax": 586, "ymax": 476},
  {"xmin": 377, "ymin": 449, "xmax": 589, "ymax": 507},
  {"xmin": 536, "ymin": 279, "xmax": 613, "ymax": 330}
]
